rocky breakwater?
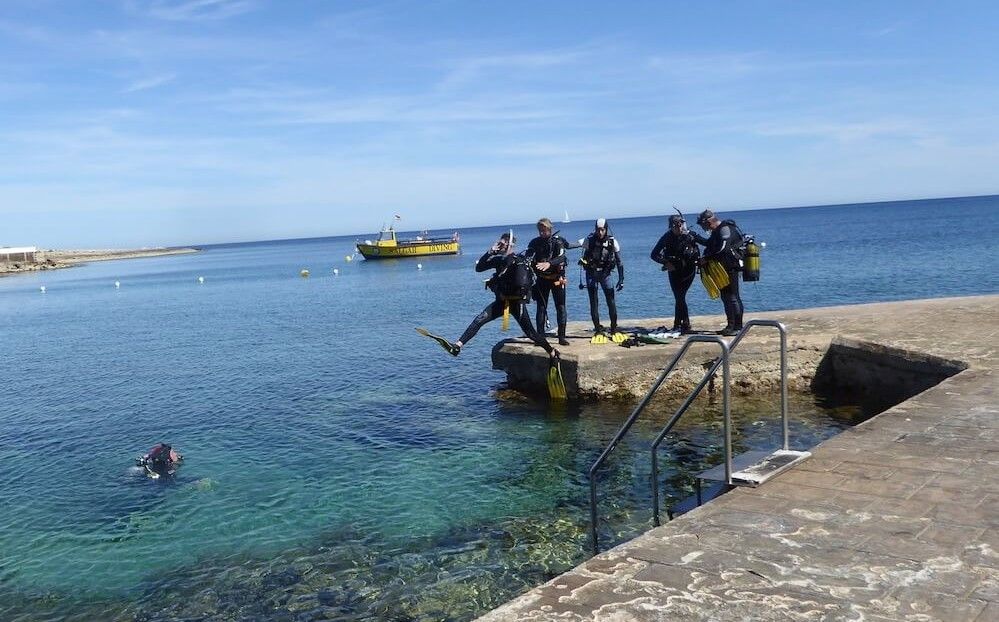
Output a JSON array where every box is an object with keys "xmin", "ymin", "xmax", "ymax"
[{"xmin": 0, "ymin": 247, "xmax": 199, "ymax": 276}]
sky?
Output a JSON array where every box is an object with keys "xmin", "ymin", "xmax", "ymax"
[{"xmin": 1, "ymin": 0, "xmax": 998, "ymax": 247}]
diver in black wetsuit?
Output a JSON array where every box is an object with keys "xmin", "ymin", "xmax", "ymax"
[
  {"xmin": 450, "ymin": 232, "xmax": 558, "ymax": 356},
  {"xmin": 580, "ymin": 218, "xmax": 624, "ymax": 335},
  {"xmin": 693, "ymin": 209, "xmax": 745, "ymax": 336},
  {"xmin": 650, "ymin": 213, "xmax": 700, "ymax": 333},
  {"xmin": 527, "ymin": 218, "xmax": 570, "ymax": 346},
  {"xmin": 136, "ymin": 443, "xmax": 183, "ymax": 478}
]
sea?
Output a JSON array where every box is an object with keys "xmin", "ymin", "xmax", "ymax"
[{"xmin": 1, "ymin": 195, "xmax": 997, "ymax": 621}]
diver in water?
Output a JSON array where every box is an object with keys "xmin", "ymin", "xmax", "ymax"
[
  {"xmin": 580, "ymin": 218, "xmax": 624, "ymax": 338},
  {"xmin": 421, "ymin": 232, "xmax": 558, "ymax": 358},
  {"xmin": 693, "ymin": 209, "xmax": 745, "ymax": 336},
  {"xmin": 136, "ymin": 443, "xmax": 183, "ymax": 478},
  {"xmin": 650, "ymin": 212, "xmax": 700, "ymax": 333},
  {"xmin": 527, "ymin": 218, "xmax": 570, "ymax": 346}
]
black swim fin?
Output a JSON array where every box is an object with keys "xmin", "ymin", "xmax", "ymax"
[{"xmin": 415, "ymin": 327, "xmax": 460, "ymax": 356}]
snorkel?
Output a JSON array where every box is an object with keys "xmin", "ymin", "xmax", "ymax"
[{"xmin": 672, "ymin": 206, "xmax": 689, "ymax": 235}]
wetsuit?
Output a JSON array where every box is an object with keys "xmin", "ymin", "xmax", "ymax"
[
  {"xmin": 526, "ymin": 234, "xmax": 569, "ymax": 342},
  {"xmin": 650, "ymin": 229, "xmax": 700, "ymax": 331},
  {"xmin": 581, "ymin": 233, "xmax": 624, "ymax": 333},
  {"xmin": 457, "ymin": 249, "xmax": 555, "ymax": 354},
  {"xmin": 694, "ymin": 220, "xmax": 744, "ymax": 330}
]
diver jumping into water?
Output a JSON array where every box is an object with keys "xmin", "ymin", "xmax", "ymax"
[{"xmin": 418, "ymin": 232, "xmax": 558, "ymax": 358}]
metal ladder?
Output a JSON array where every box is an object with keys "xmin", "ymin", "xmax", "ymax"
[{"xmin": 587, "ymin": 320, "xmax": 808, "ymax": 555}]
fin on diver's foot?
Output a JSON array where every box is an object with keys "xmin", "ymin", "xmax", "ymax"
[
  {"xmin": 590, "ymin": 332, "xmax": 609, "ymax": 345},
  {"xmin": 415, "ymin": 327, "xmax": 460, "ymax": 356}
]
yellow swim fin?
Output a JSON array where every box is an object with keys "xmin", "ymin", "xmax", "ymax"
[
  {"xmin": 707, "ymin": 259, "xmax": 730, "ymax": 289},
  {"xmin": 700, "ymin": 268, "xmax": 720, "ymax": 299},
  {"xmin": 611, "ymin": 332, "xmax": 627, "ymax": 343},
  {"xmin": 547, "ymin": 357, "xmax": 567, "ymax": 400},
  {"xmin": 590, "ymin": 332, "xmax": 609, "ymax": 345}
]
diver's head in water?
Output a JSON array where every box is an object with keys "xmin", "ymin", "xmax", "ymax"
[{"xmin": 137, "ymin": 443, "xmax": 183, "ymax": 478}]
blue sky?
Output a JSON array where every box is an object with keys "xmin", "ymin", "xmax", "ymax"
[{"xmin": 2, "ymin": 0, "xmax": 997, "ymax": 247}]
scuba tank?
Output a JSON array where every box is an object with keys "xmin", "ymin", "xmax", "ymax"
[{"xmin": 743, "ymin": 237, "xmax": 760, "ymax": 282}]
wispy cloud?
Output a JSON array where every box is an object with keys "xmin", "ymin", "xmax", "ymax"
[
  {"xmin": 870, "ymin": 20, "xmax": 909, "ymax": 37},
  {"xmin": 753, "ymin": 117, "xmax": 926, "ymax": 143},
  {"xmin": 438, "ymin": 49, "xmax": 591, "ymax": 90},
  {"xmin": 127, "ymin": 0, "xmax": 259, "ymax": 22},
  {"xmin": 212, "ymin": 87, "xmax": 573, "ymax": 126},
  {"xmin": 121, "ymin": 73, "xmax": 176, "ymax": 93}
]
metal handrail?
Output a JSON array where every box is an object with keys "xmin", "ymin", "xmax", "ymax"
[
  {"xmin": 650, "ymin": 319, "xmax": 788, "ymax": 527},
  {"xmin": 587, "ymin": 335, "xmax": 731, "ymax": 555}
]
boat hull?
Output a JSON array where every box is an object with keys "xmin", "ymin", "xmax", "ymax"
[{"xmin": 356, "ymin": 241, "xmax": 459, "ymax": 259}]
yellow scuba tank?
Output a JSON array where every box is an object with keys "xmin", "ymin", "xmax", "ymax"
[{"xmin": 743, "ymin": 239, "xmax": 760, "ymax": 282}]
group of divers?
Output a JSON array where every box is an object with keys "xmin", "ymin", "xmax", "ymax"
[
  {"xmin": 416, "ymin": 208, "xmax": 760, "ymax": 398},
  {"xmin": 137, "ymin": 209, "xmax": 756, "ymax": 475}
]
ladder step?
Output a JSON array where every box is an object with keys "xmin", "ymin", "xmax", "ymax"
[{"xmin": 696, "ymin": 449, "xmax": 811, "ymax": 487}]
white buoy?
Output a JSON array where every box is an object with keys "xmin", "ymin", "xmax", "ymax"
[
  {"xmin": 114, "ymin": 280, "xmax": 121, "ymax": 288},
  {"xmin": 417, "ymin": 263, "xmax": 423, "ymax": 270},
  {"xmin": 39, "ymin": 285, "xmax": 46, "ymax": 293},
  {"xmin": 197, "ymin": 276, "xmax": 205, "ymax": 284},
  {"xmin": 332, "ymin": 268, "xmax": 339, "ymax": 276},
  {"xmin": 345, "ymin": 255, "xmax": 353, "ymax": 262},
  {"xmin": 760, "ymin": 242, "xmax": 767, "ymax": 248}
]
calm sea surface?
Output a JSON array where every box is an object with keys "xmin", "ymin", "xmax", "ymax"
[{"xmin": 1, "ymin": 195, "xmax": 997, "ymax": 620}]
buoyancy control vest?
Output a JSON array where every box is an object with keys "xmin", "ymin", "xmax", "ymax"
[
  {"xmin": 582, "ymin": 234, "xmax": 620, "ymax": 274},
  {"xmin": 492, "ymin": 254, "xmax": 534, "ymax": 301}
]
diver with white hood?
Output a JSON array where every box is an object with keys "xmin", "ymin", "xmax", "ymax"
[{"xmin": 579, "ymin": 218, "xmax": 625, "ymax": 343}]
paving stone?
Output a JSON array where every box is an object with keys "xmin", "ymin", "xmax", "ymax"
[{"xmin": 886, "ymin": 588, "xmax": 988, "ymax": 621}]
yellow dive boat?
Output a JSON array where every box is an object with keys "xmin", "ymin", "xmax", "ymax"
[{"xmin": 355, "ymin": 226, "xmax": 460, "ymax": 259}]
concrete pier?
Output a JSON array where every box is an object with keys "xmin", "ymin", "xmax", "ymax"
[{"xmin": 479, "ymin": 295, "xmax": 999, "ymax": 621}]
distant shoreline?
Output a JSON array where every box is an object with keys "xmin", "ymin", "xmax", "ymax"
[{"xmin": 0, "ymin": 247, "xmax": 199, "ymax": 277}]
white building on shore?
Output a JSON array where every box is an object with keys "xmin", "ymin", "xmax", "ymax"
[{"xmin": 0, "ymin": 247, "xmax": 38, "ymax": 264}]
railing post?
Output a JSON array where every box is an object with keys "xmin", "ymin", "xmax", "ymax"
[
  {"xmin": 723, "ymin": 342, "xmax": 732, "ymax": 485},
  {"xmin": 779, "ymin": 322, "xmax": 789, "ymax": 450}
]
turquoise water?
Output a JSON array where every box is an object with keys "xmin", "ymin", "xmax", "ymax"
[{"xmin": 1, "ymin": 195, "xmax": 997, "ymax": 620}]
